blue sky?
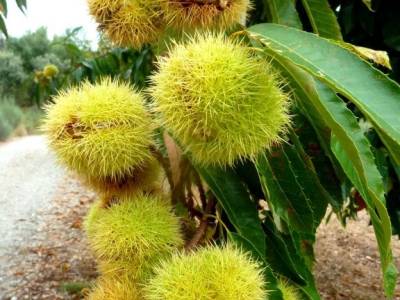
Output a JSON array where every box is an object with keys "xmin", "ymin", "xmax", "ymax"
[{"xmin": 6, "ymin": 0, "xmax": 99, "ymax": 47}]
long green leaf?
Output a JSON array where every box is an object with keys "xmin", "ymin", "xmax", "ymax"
[
  {"xmin": 291, "ymin": 113, "xmax": 344, "ymax": 211},
  {"xmin": 331, "ymin": 135, "xmax": 398, "ymax": 295},
  {"xmin": 257, "ymin": 141, "xmax": 330, "ymax": 232},
  {"xmin": 247, "ymin": 23, "xmax": 400, "ymax": 166},
  {"xmin": 0, "ymin": 14, "xmax": 7, "ymax": 37},
  {"xmin": 15, "ymin": 0, "xmax": 27, "ymax": 12},
  {"xmin": 258, "ymin": 50, "xmax": 397, "ymax": 296},
  {"xmin": 263, "ymin": 217, "xmax": 320, "ymax": 299},
  {"xmin": 362, "ymin": 0, "xmax": 374, "ymax": 12},
  {"xmin": 299, "ymin": 0, "xmax": 342, "ymax": 40},
  {"xmin": 196, "ymin": 166, "xmax": 266, "ymax": 257},
  {"xmin": 257, "ymin": 141, "xmax": 329, "ymax": 272},
  {"xmin": 0, "ymin": 0, "xmax": 7, "ymax": 17},
  {"xmin": 282, "ymin": 142, "xmax": 329, "ymax": 227},
  {"xmin": 257, "ymin": 152, "xmax": 314, "ymax": 234},
  {"xmin": 263, "ymin": 0, "xmax": 303, "ymax": 29}
]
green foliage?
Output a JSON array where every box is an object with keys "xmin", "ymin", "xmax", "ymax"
[
  {"xmin": 0, "ymin": 50, "xmax": 27, "ymax": 96},
  {"xmin": 209, "ymin": 2, "xmax": 400, "ymax": 298},
  {"xmin": 196, "ymin": 165, "xmax": 266, "ymax": 257},
  {"xmin": 32, "ymin": 55, "xmax": 64, "ymax": 73},
  {"xmin": 333, "ymin": 0, "xmax": 400, "ymax": 80},
  {"xmin": 21, "ymin": 106, "xmax": 43, "ymax": 134},
  {"xmin": 332, "ymin": 0, "xmax": 400, "ymax": 237},
  {"xmin": 0, "ymin": 97, "xmax": 22, "ymax": 140},
  {"xmin": 247, "ymin": 24, "xmax": 398, "ymax": 295},
  {"xmin": 260, "ymin": 0, "xmax": 302, "ymax": 28},
  {"xmin": 0, "ymin": 24, "xmax": 154, "ymax": 106},
  {"xmin": 6, "ymin": 28, "xmax": 50, "ymax": 72},
  {"xmin": 0, "ymin": 27, "xmax": 91, "ymax": 106},
  {"xmin": 71, "ymin": 46, "xmax": 155, "ymax": 89},
  {"xmin": 299, "ymin": 0, "xmax": 342, "ymax": 39}
]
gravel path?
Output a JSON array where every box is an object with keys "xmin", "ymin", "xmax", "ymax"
[{"xmin": 0, "ymin": 136, "xmax": 65, "ymax": 296}]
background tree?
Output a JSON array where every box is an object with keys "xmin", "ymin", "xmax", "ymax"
[{"xmin": 0, "ymin": 50, "xmax": 26, "ymax": 96}]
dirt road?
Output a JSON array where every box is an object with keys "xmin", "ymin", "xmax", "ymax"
[{"xmin": 0, "ymin": 136, "xmax": 64, "ymax": 296}]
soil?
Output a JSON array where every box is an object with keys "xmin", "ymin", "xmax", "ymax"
[
  {"xmin": 315, "ymin": 212, "xmax": 400, "ymax": 300},
  {"xmin": 1, "ymin": 136, "xmax": 400, "ymax": 299}
]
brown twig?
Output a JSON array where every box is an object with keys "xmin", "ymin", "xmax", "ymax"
[
  {"xmin": 151, "ymin": 146, "xmax": 174, "ymax": 191},
  {"xmin": 193, "ymin": 171, "xmax": 207, "ymax": 209},
  {"xmin": 171, "ymin": 158, "xmax": 191, "ymax": 205},
  {"xmin": 185, "ymin": 179, "xmax": 203, "ymax": 218},
  {"xmin": 185, "ymin": 197, "xmax": 216, "ymax": 250}
]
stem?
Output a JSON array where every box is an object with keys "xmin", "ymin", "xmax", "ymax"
[
  {"xmin": 185, "ymin": 179, "xmax": 203, "ymax": 218},
  {"xmin": 193, "ymin": 170, "xmax": 207, "ymax": 209},
  {"xmin": 185, "ymin": 197, "xmax": 216, "ymax": 250},
  {"xmin": 171, "ymin": 158, "xmax": 191, "ymax": 205},
  {"xmin": 151, "ymin": 146, "xmax": 174, "ymax": 190}
]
